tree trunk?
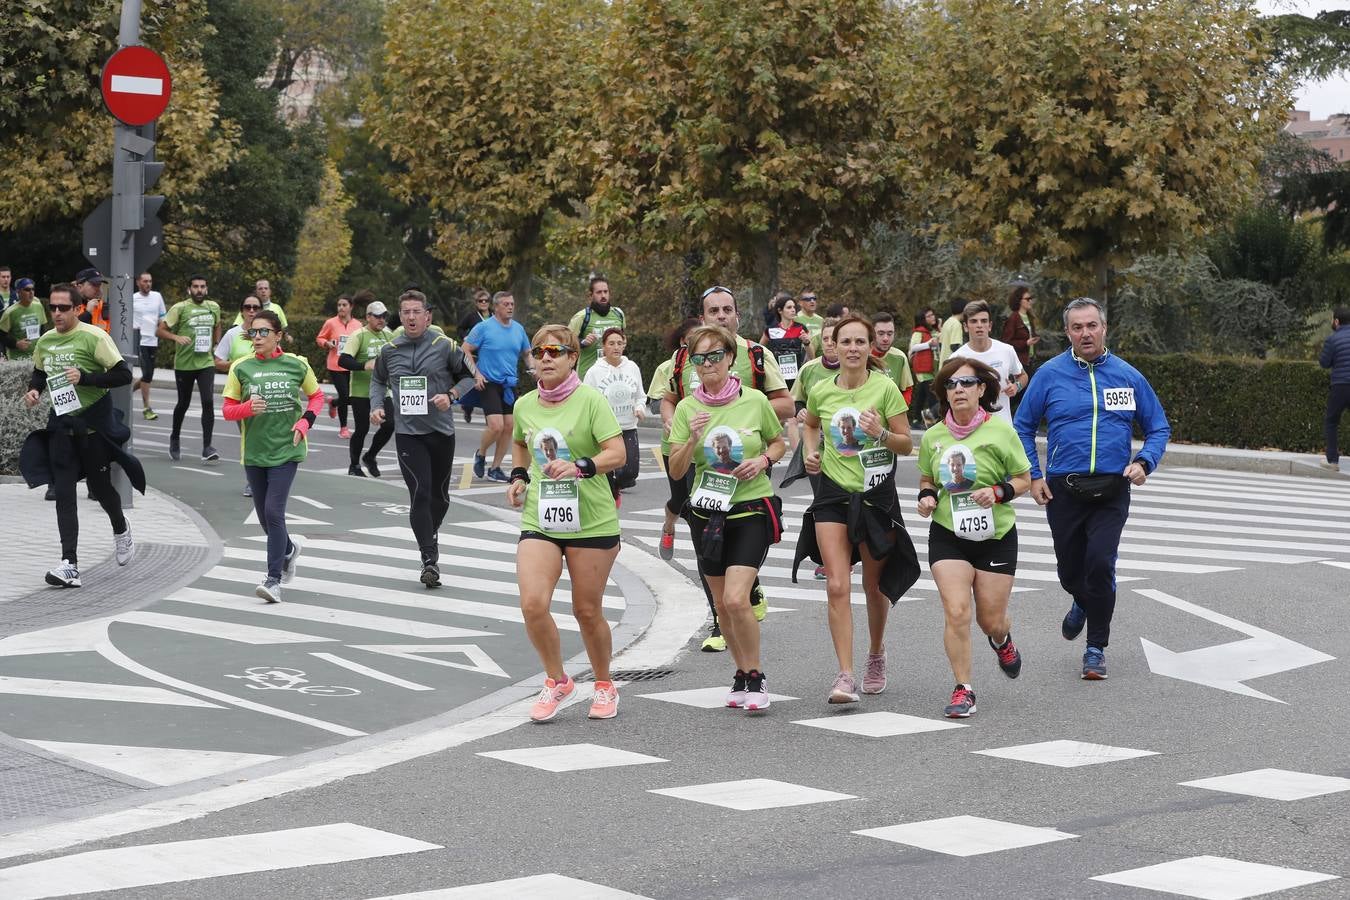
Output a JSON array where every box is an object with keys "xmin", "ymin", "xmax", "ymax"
[
  {"xmin": 1093, "ymin": 255, "xmax": 1110, "ymax": 319},
  {"xmin": 681, "ymin": 250, "xmax": 704, "ymax": 319},
  {"xmin": 750, "ymin": 230, "xmax": 780, "ymax": 336},
  {"xmin": 508, "ymin": 213, "xmax": 544, "ymax": 326}
]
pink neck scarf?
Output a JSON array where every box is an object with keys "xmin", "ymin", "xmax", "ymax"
[
  {"xmin": 695, "ymin": 373, "xmax": 742, "ymax": 406},
  {"xmin": 538, "ymin": 370, "xmax": 581, "ymax": 403},
  {"xmin": 822, "ymin": 357, "xmax": 840, "ymax": 370},
  {"xmin": 945, "ymin": 406, "xmax": 988, "ymax": 440}
]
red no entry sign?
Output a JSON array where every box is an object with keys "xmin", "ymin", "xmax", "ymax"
[{"xmin": 101, "ymin": 46, "xmax": 172, "ymax": 126}]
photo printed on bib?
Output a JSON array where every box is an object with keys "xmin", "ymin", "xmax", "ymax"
[
  {"xmin": 830, "ymin": 407, "xmax": 866, "ymax": 456},
  {"xmin": 939, "ymin": 443, "xmax": 977, "ymax": 493},
  {"xmin": 533, "ymin": 427, "xmax": 572, "ymax": 469},
  {"xmin": 704, "ymin": 425, "xmax": 743, "ymax": 474}
]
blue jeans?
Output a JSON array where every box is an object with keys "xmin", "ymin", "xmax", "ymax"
[{"xmin": 244, "ymin": 461, "xmax": 298, "ymax": 579}]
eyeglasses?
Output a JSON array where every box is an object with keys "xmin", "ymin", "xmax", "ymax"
[
  {"xmin": 242, "ymin": 305, "xmax": 261, "ymax": 311},
  {"xmin": 689, "ymin": 349, "xmax": 728, "ymax": 366},
  {"xmin": 801, "ymin": 296, "xmax": 817, "ymax": 302},
  {"xmin": 49, "ymin": 304, "xmax": 74, "ymax": 312},
  {"xmin": 530, "ymin": 344, "xmax": 573, "ymax": 360},
  {"xmin": 701, "ymin": 285, "xmax": 734, "ymax": 300},
  {"xmin": 945, "ymin": 375, "xmax": 982, "ymax": 389},
  {"xmin": 247, "ymin": 327, "xmax": 274, "ymax": 338}
]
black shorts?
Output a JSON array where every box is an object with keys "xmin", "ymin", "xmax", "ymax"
[
  {"xmin": 687, "ymin": 511, "xmax": 772, "ymax": 576},
  {"xmin": 928, "ymin": 521, "xmax": 1018, "ymax": 574},
  {"xmin": 519, "ymin": 531, "xmax": 620, "ymax": 551},
  {"xmin": 811, "ymin": 503, "xmax": 848, "ymax": 526},
  {"xmin": 480, "ymin": 382, "xmax": 515, "ymax": 416},
  {"xmin": 138, "ymin": 346, "xmax": 158, "ymax": 382}
]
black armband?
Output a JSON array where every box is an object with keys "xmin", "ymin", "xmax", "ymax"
[
  {"xmin": 338, "ymin": 353, "xmax": 362, "ymax": 372},
  {"xmin": 575, "ymin": 457, "xmax": 597, "ymax": 478},
  {"xmin": 79, "ymin": 360, "xmax": 132, "ymax": 389},
  {"xmin": 29, "ymin": 368, "xmax": 48, "ymax": 392},
  {"xmin": 302, "ymin": 411, "xmax": 317, "ymax": 427},
  {"xmin": 995, "ymin": 481, "xmax": 1016, "ymax": 503},
  {"xmin": 794, "ymin": 399, "xmax": 806, "ymax": 414},
  {"xmin": 510, "ymin": 466, "xmax": 530, "ymax": 484},
  {"xmin": 918, "ymin": 488, "xmax": 939, "ymax": 502}
]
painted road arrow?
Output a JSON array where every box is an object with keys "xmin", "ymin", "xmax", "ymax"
[{"xmin": 1137, "ymin": 588, "xmax": 1334, "ymax": 703}]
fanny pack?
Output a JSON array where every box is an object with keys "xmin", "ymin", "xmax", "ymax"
[{"xmin": 1063, "ymin": 472, "xmax": 1125, "ymax": 501}]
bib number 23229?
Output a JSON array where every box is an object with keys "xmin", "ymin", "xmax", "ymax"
[
  {"xmin": 538, "ymin": 479, "xmax": 581, "ymax": 533},
  {"xmin": 950, "ymin": 491, "xmax": 993, "ymax": 542}
]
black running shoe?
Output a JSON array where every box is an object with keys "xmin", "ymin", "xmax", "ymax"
[
  {"xmin": 990, "ymin": 633, "xmax": 1022, "ymax": 678},
  {"xmin": 363, "ymin": 453, "xmax": 381, "ymax": 478},
  {"xmin": 421, "ymin": 563, "xmax": 441, "ymax": 588}
]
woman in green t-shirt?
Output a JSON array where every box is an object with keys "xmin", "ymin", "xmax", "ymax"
[
  {"xmin": 506, "ymin": 324, "xmax": 627, "ymax": 724},
  {"xmin": 222, "ymin": 310, "xmax": 324, "ymax": 604},
  {"xmin": 668, "ymin": 325, "xmax": 786, "ymax": 712},
  {"xmin": 916, "ymin": 357, "xmax": 1032, "ymax": 719},
  {"xmin": 801, "ymin": 316, "xmax": 917, "ymax": 705},
  {"xmin": 337, "ymin": 299, "xmax": 396, "ymax": 477},
  {"xmin": 652, "ymin": 318, "xmax": 701, "ymax": 561}
]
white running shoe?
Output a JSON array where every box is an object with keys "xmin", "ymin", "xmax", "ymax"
[
  {"xmin": 281, "ymin": 536, "xmax": 303, "ymax": 584},
  {"xmin": 114, "ymin": 525, "xmax": 135, "ymax": 566},
  {"xmin": 45, "ymin": 560, "xmax": 81, "ymax": 588},
  {"xmin": 255, "ymin": 578, "xmax": 282, "ymax": 603}
]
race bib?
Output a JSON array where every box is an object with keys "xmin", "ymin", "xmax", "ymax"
[
  {"xmin": 399, "ymin": 375, "xmax": 428, "ymax": 416},
  {"xmin": 1103, "ymin": 387, "xmax": 1135, "ymax": 411},
  {"xmin": 47, "ymin": 370, "xmax": 81, "ymax": 416},
  {"xmin": 950, "ymin": 491, "xmax": 994, "ymax": 542},
  {"xmin": 538, "ymin": 478, "xmax": 581, "ymax": 533},
  {"xmin": 24, "ymin": 323, "xmax": 40, "ymax": 340},
  {"xmin": 860, "ymin": 447, "xmax": 895, "ymax": 490},
  {"xmin": 337, "ymin": 334, "xmax": 349, "ymax": 353},
  {"xmin": 193, "ymin": 326, "xmax": 212, "ymax": 353},
  {"xmin": 776, "ymin": 352, "xmax": 799, "ymax": 380},
  {"xmin": 690, "ymin": 470, "xmax": 736, "ymax": 512}
]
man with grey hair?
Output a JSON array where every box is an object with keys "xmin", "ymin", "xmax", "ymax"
[
  {"xmin": 462, "ymin": 290, "xmax": 533, "ymax": 482},
  {"xmin": 1013, "ymin": 297, "xmax": 1170, "ymax": 681}
]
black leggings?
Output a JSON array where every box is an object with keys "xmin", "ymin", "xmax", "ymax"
[
  {"xmin": 608, "ymin": 428, "xmax": 640, "ymax": 495},
  {"xmin": 244, "ymin": 462, "xmax": 298, "ymax": 580},
  {"xmin": 349, "ymin": 396, "xmax": 394, "ymax": 467},
  {"xmin": 171, "ymin": 367, "xmax": 214, "ymax": 446},
  {"xmin": 50, "ymin": 428, "xmax": 127, "ymax": 566},
  {"xmin": 396, "ymin": 430, "xmax": 456, "ymax": 565},
  {"xmin": 329, "ymin": 370, "xmax": 351, "ymax": 428}
]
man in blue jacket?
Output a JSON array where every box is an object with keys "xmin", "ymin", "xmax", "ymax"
[
  {"xmin": 1319, "ymin": 307, "xmax": 1350, "ymax": 469},
  {"xmin": 1014, "ymin": 297, "xmax": 1170, "ymax": 680}
]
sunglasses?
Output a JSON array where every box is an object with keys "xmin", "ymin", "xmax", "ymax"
[
  {"xmin": 945, "ymin": 375, "xmax": 983, "ymax": 389},
  {"xmin": 49, "ymin": 304, "xmax": 75, "ymax": 312},
  {"xmin": 530, "ymin": 344, "xmax": 574, "ymax": 360},
  {"xmin": 247, "ymin": 327, "xmax": 275, "ymax": 338},
  {"xmin": 801, "ymin": 296, "xmax": 817, "ymax": 302},
  {"xmin": 690, "ymin": 349, "xmax": 728, "ymax": 366},
  {"xmin": 700, "ymin": 285, "xmax": 734, "ymax": 300},
  {"xmin": 242, "ymin": 305, "xmax": 261, "ymax": 311}
]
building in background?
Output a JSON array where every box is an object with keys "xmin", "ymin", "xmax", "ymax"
[{"xmin": 1286, "ymin": 110, "xmax": 1350, "ymax": 161}]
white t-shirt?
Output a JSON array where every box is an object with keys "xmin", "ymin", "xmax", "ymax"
[
  {"xmin": 952, "ymin": 338, "xmax": 1024, "ymax": 423},
  {"xmin": 583, "ymin": 356, "xmax": 645, "ymax": 431},
  {"xmin": 133, "ymin": 290, "xmax": 166, "ymax": 346}
]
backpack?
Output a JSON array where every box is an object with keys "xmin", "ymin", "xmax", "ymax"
[
  {"xmin": 579, "ymin": 304, "xmax": 624, "ymax": 338},
  {"xmin": 671, "ymin": 341, "xmax": 766, "ymax": 398}
]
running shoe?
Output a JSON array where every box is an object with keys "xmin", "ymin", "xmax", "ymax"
[
  {"xmin": 339, "ymin": 426, "xmax": 351, "ymax": 440},
  {"xmin": 255, "ymin": 577, "xmax": 282, "ymax": 604},
  {"xmin": 726, "ymin": 671, "xmax": 747, "ymax": 708},
  {"xmin": 990, "ymin": 633, "xmax": 1022, "ymax": 678},
  {"xmin": 45, "ymin": 560, "xmax": 81, "ymax": 588},
  {"xmin": 202, "ymin": 446, "xmax": 220, "ymax": 464},
  {"xmin": 1081, "ymin": 647, "xmax": 1107, "ymax": 680},
  {"xmin": 113, "ymin": 525, "xmax": 135, "ymax": 566},
  {"xmin": 463, "ymin": 407, "xmax": 472, "ymax": 424},
  {"xmin": 420, "ymin": 563, "xmax": 441, "ymax": 588},
  {"xmin": 281, "ymin": 537, "xmax": 303, "ymax": 584},
  {"xmin": 347, "ymin": 465, "xmax": 366, "ymax": 477},
  {"xmin": 659, "ymin": 529, "xmax": 675, "ymax": 560},
  {"xmin": 530, "ymin": 676, "xmax": 575, "ymax": 722},
  {"xmin": 1061, "ymin": 602, "xmax": 1086, "ymax": 640},
  {"xmin": 363, "ymin": 453, "xmax": 381, "ymax": 478},
  {"xmin": 142, "ymin": 407, "xmax": 158, "ymax": 421},
  {"xmin": 242, "ymin": 483, "xmax": 252, "ymax": 498},
  {"xmin": 828, "ymin": 672, "xmax": 859, "ymax": 704},
  {"xmin": 862, "ymin": 652, "xmax": 887, "ymax": 694},
  {"xmin": 701, "ymin": 624, "xmax": 726, "ymax": 652},
  {"xmin": 44, "ymin": 487, "xmax": 55, "ymax": 501},
  {"xmin": 813, "ymin": 565, "xmax": 826, "ymax": 580},
  {"xmin": 486, "ymin": 466, "xmax": 509, "ymax": 483},
  {"xmin": 744, "ymin": 671, "xmax": 770, "ymax": 711},
  {"xmin": 944, "ymin": 684, "xmax": 976, "ymax": 718},
  {"xmin": 328, "ymin": 399, "xmax": 337, "ymax": 419},
  {"xmin": 588, "ymin": 681, "xmax": 619, "ymax": 719},
  {"xmin": 168, "ymin": 438, "xmax": 181, "ymax": 461},
  {"xmin": 472, "ymin": 451, "xmax": 486, "ymax": 479},
  {"xmin": 751, "ymin": 583, "xmax": 768, "ymax": 622}
]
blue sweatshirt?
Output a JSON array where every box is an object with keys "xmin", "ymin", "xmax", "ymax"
[
  {"xmin": 1319, "ymin": 325, "xmax": 1350, "ymax": 385},
  {"xmin": 1013, "ymin": 349, "xmax": 1170, "ymax": 479}
]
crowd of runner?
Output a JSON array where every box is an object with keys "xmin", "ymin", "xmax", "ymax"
[{"xmin": 11, "ymin": 269, "xmax": 1182, "ymax": 722}]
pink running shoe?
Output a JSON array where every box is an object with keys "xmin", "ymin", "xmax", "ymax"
[
  {"xmin": 726, "ymin": 671, "xmax": 747, "ymax": 708},
  {"xmin": 862, "ymin": 652, "xmax": 887, "ymax": 694},
  {"xmin": 529, "ymin": 676, "xmax": 575, "ymax": 722},
  {"xmin": 588, "ymin": 681, "xmax": 619, "ymax": 719},
  {"xmin": 339, "ymin": 426, "xmax": 352, "ymax": 440},
  {"xmin": 828, "ymin": 672, "xmax": 859, "ymax": 704}
]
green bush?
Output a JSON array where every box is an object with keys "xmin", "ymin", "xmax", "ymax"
[
  {"xmin": 1130, "ymin": 353, "xmax": 1349, "ymax": 454},
  {"xmin": 0, "ymin": 360, "xmax": 53, "ymax": 476}
]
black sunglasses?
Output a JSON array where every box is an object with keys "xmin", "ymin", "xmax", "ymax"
[
  {"xmin": 945, "ymin": 375, "xmax": 983, "ymax": 389},
  {"xmin": 49, "ymin": 304, "xmax": 75, "ymax": 312}
]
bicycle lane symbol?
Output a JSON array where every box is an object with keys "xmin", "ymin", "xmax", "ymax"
[
  {"xmin": 363, "ymin": 500, "xmax": 411, "ymax": 517},
  {"xmin": 224, "ymin": 666, "xmax": 361, "ymax": 697}
]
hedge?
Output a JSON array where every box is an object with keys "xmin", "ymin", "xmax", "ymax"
[{"xmin": 0, "ymin": 360, "xmax": 53, "ymax": 476}]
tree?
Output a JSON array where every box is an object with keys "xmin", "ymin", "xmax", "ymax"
[
  {"xmin": 369, "ymin": 0, "xmax": 605, "ymax": 313},
  {"xmin": 1267, "ymin": 9, "xmax": 1350, "ymax": 82},
  {"xmin": 889, "ymin": 0, "xmax": 1291, "ymax": 307},
  {"xmin": 289, "ymin": 159, "xmax": 354, "ymax": 316},
  {"xmin": 581, "ymin": 0, "xmax": 903, "ymax": 313},
  {"xmin": 266, "ymin": 0, "xmax": 383, "ymax": 93}
]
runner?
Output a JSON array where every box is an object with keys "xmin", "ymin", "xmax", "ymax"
[
  {"xmin": 796, "ymin": 290, "xmax": 825, "ymax": 352},
  {"xmin": 0, "ymin": 278, "xmax": 48, "ymax": 361},
  {"xmin": 668, "ymin": 325, "xmax": 786, "ymax": 710},
  {"xmin": 456, "ymin": 288, "xmax": 491, "ymax": 423},
  {"xmin": 937, "ymin": 297, "xmax": 967, "ymax": 367},
  {"xmin": 583, "ymin": 327, "xmax": 645, "ymax": 499},
  {"xmin": 464, "ymin": 291, "xmax": 532, "ymax": 482},
  {"xmin": 1013, "ymin": 297, "xmax": 1170, "ymax": 680},
  {"xmin": 908, "ymin": 307, "xmax": 940, "ymax": 426},
  {"xmin": 506, "ymin": 324, "xmax": 626, "ymax": 722},
  {"xmin": 338, "ymin": 299, "xmax": 396, "ymax": 477},
  {"xmin": 368, "ymin": 290, "xmax": 476, "ymax": 587},
  {"xmin": 917, "ymin": 358, "xmax": 1031, "ymax": 718},
  {"xmin": 317, "ymin": 294, "xmax": 362, "ymax": 439},
  {"xmin": 651, "ymin": 317, "xmax": 700, "ymax": 561},
  {"xmin": 791, "ymin": 316, "xmax": 840, "ymax": 580},
  {"xmin": 794, "ymin": 316, "xmax": 920, "ymax": 704},
  {"xmin": 130, "ymin": 273, "xmax": 166, "ymax": 420},
  {"xmin": 222, "ymin": 310, "xmax": 323, "ymax": 603},
  {"xmin": 951, "ymin": 300, "xmax": 1026, "ymax": 423},
  {"xmin": 870, "ymin": 312, "xmax": 915, "ymax": 408},
  {"xmin": 761, "ymin": 294, "xmax": 812, "ymax": 386},
  {"xmin": 568, "ymin": 275, "xmax": 625, "ymax": 378},
  {"xmin": 215, "ymin": 297, "xmax": 264, "ymax": 497},
  {"xmin": 158, "ymin": 274, "xmax": 222, "ymax": 463},
  {"xmin": 21, "ymin": 283, "xmax": 140, "ymax": 587}
]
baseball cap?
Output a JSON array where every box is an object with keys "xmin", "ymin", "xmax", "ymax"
[
  {"xmin": 75, "ymin": 268, "xmax": 106, "ymax": 284},
  {"xmin": 15, "ymin": 278, "xmax": 34, "ymax": 290},
  {"xmin": 366, "ymin": 300, "xmax": 388, "ymax": 317}
]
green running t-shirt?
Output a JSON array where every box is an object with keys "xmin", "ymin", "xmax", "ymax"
[
  {"xmin": 568, "ymin": 306, "xmax": 626, "ymax": 378},
  {"xmin": 33, "ymin": 321, "xmax": 123, "ymax": 413},
  {"xmin": 806, "ymin": 369, "xmax": 908, "ymax": 493},
  {"xmin": 790, "ymin": 357, "xmax": 837, "ymax": 405},
  {"xmin": 0, "ymin": 301, "xmax": 48, "ymax": 360},
  {"xmin": 224, "ymin": 352, "xmax": 319, "ymax": 468},
  {"xmin": 512, "ymin": 385, "xmax": 623, "ymax": 538},
  {"xmin": 648, "ymin": 358, "xmax": 674, "ymax": 455},
  {"xmin": 345, "ymin": 326, "xmax": 395, "ymax": 398},
  {"xmin": 917, "ymin": 416, "xmax": 1031, "ymax": 540},
  {"xmin": 163, "ymin": 299, "xmax": 222, "ymax": 371},
  {"xmin": 669, "ymin": 389, "xmax": 781, "ymax": 517}
]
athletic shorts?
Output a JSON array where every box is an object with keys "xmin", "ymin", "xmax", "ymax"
[
  {"xmin": 810, "ymin": 502, "xmax": 848, "ymax": 526},
  {"xmin": 519, "ymin": 531, "xmax": 620, "ymax": 551},
  {"xmin": 687, "ymin": 511, "xmax": 771, "ymax": 576},
  {"xmin": 138, "ymin": 346, "xmax": 158, "ymax": 382},
  {"xmin": 927, "ymin": 521, "xmax": 1018, "ymax": 575},
  {"xmin": 480, "ymin": 382, "xmax": 515, "ymax": 416}
]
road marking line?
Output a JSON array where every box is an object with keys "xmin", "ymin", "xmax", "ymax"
[
  {"xmin": 172, "ymin": 465, "xmax": 223, "ymax": 477},
  {"xmin": 170, "ymin": 588, "xmax": 499, "ymax": 639},
  {"xmin": 651, "ymin": 446, "xmax": 665, "ymax": 472},
  {"xmin": 290, "ymin": 494, "xmax": 333, "ymax": 509},
  {"xmin": 20, "ymin": 741, "xmax": 281, "ymax": 788},
  {"xmin": 370, "ymin": 874, "xmax": 655, "ymax": 898},
  {"xmin": 242, "ymin": 508, "xmax": 330, "ymax": 527},
  {"xmin": 117, "ymin": 610, "xmax": 332, "ymax": 645},
  {"xmin": 348, "ymin": 644, "xmax": 508, "ymax": 678},
  {"xmin": 460, "ymin": 462, "xmax": 473, "ymax": 489},
  {"xmin": 309, "ymin": 651, "xmax": 434, "ymax": 691},
  {"xmin": 0, "ymin": 676, "xmax": 220, "ymax": 708}
]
